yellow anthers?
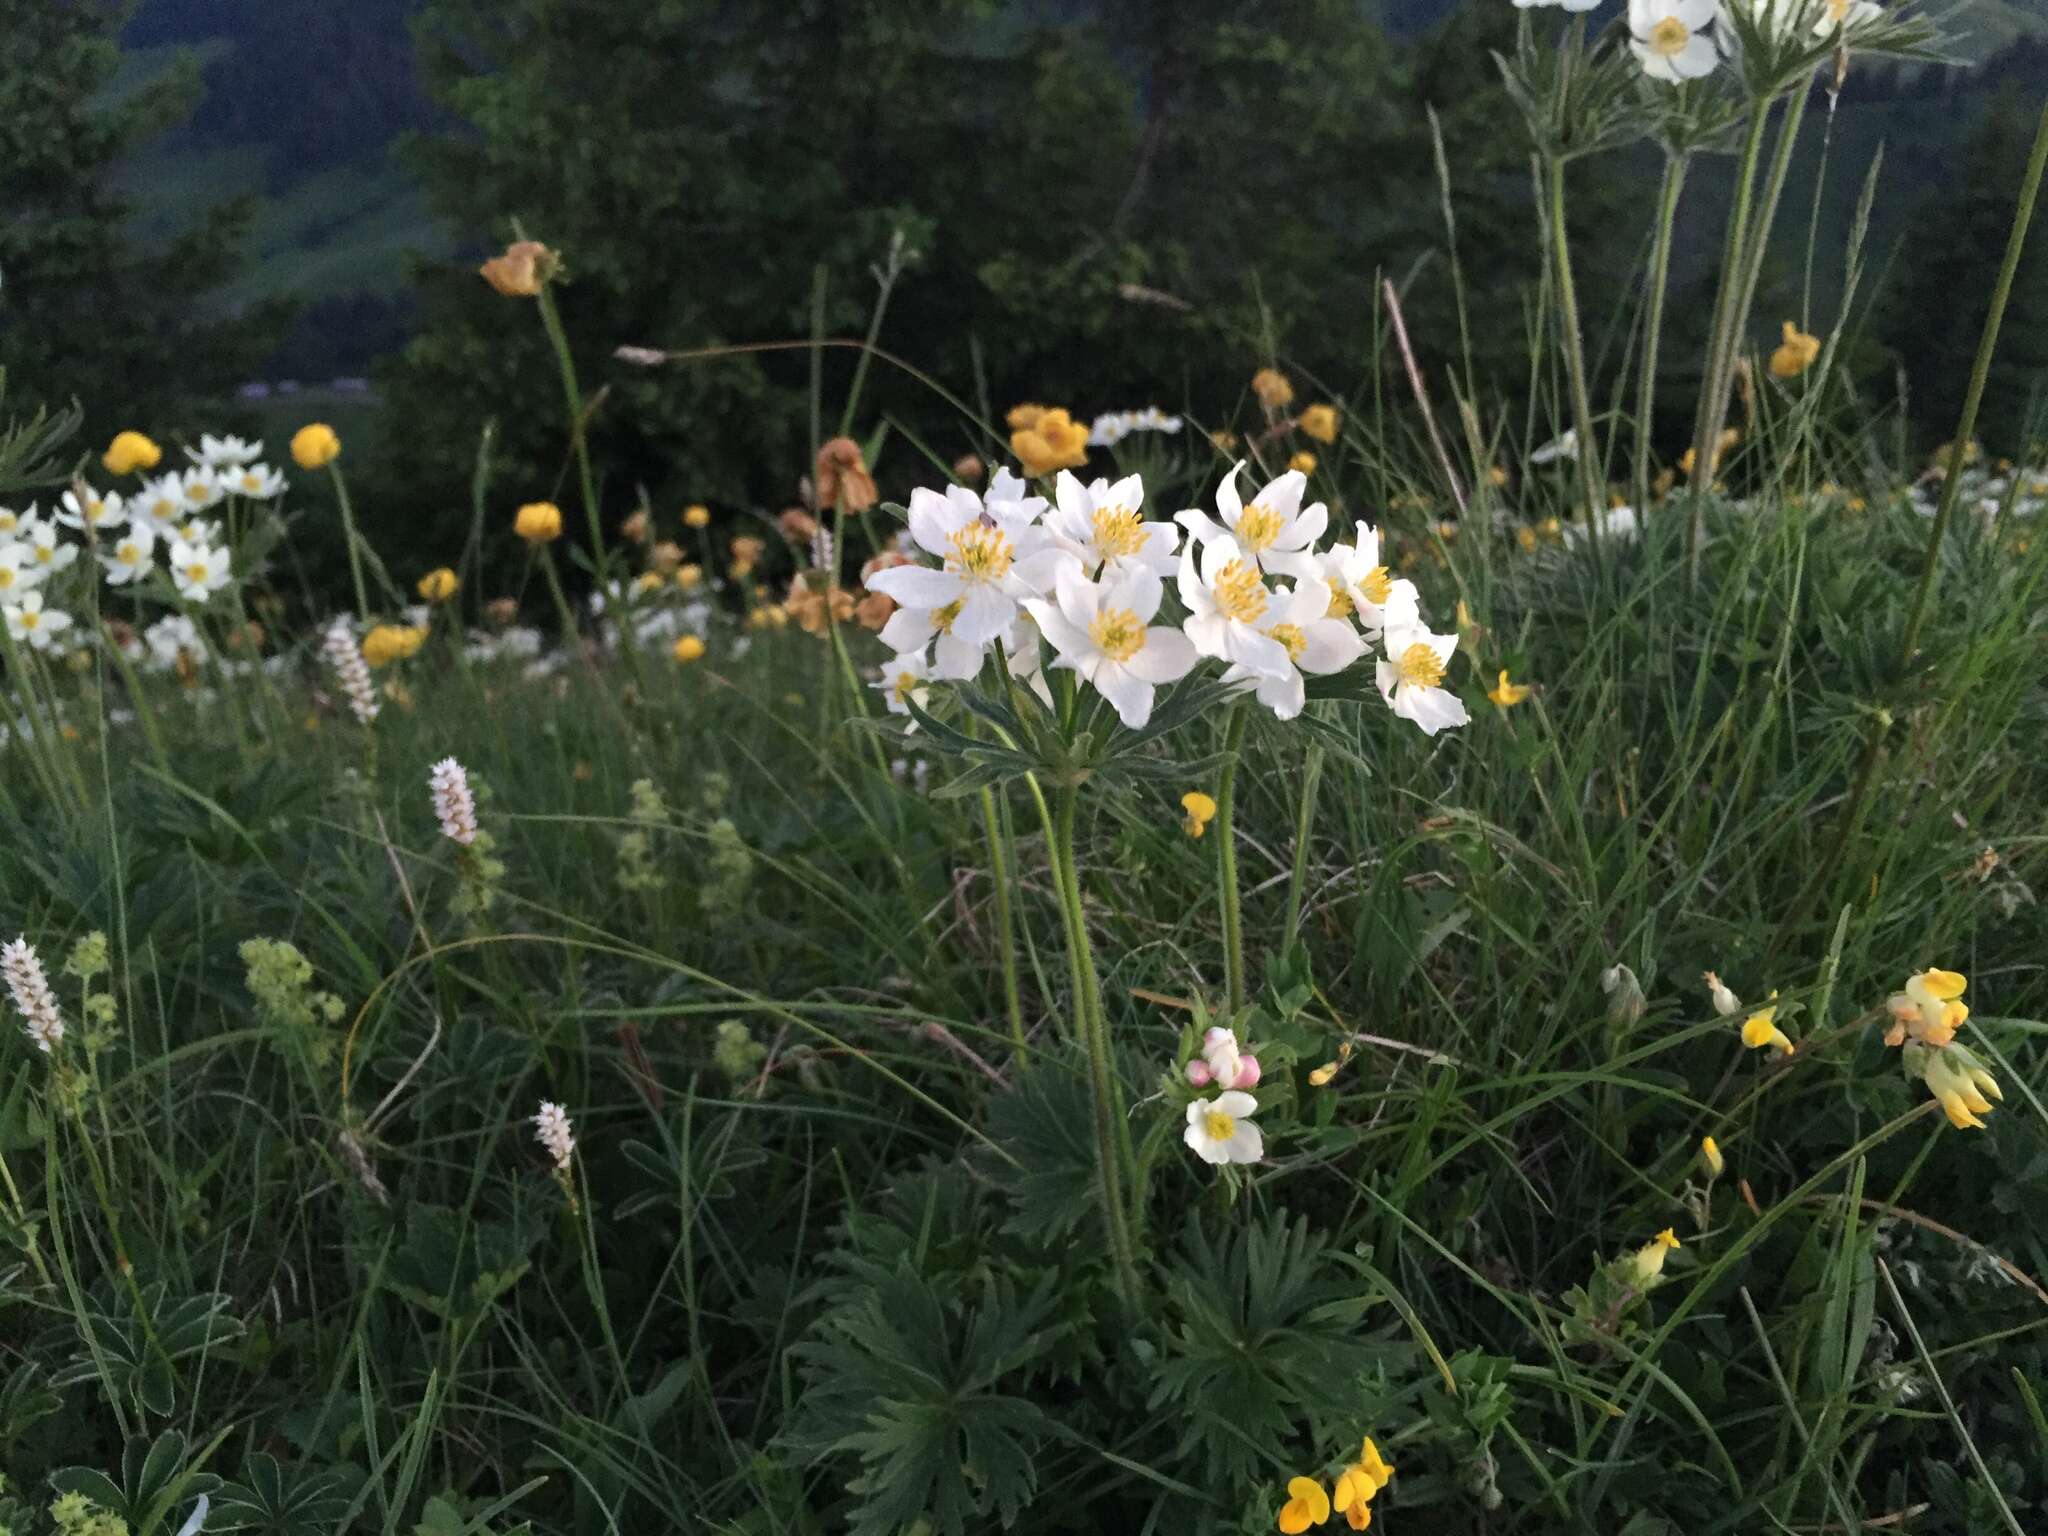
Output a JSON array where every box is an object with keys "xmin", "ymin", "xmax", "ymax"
[
  {"xmin": 1324, "ymin": 585, "xmax": 1355, "ymax": 621},
  {"xmin": 1180, "ymin": 791, "xmax": 1217, "ymax": 839},
  {"xmin": 1486, "ymin": 669, "xmax": 1530, "ymax": 708},
  {"xmin": 1090, "ymin": 503, "xmax": 1147, "ymax": 559},
  {"xmin": 1276, "ymin": 1475, "xmax": 1330, "ymax": 1534},
  {"xmin": 1299, "ymin": 403, "xmax": 1340, "ymax": 444},
  {"xmin": 1235, "ymin": 501, "xmax": 1287, "ymax": 553},
  {"xmin": 1087, "ymin": 605, "xmax": 1145, "ymax": 663},
  {"xmin": 1630, "ymin": 1228, "xmax": 1681, "ymax": 1285},
  {"xmin": 943, "ymin": 522, "xmax": 1015, "ymax": 583},
  {"xmin": 1213, "ymin": 559, "xmax": 1268, "ymax": 624},
  {"xmin": 1700, "ymin": 1135, "xmax": 1724, "ymax": 1180},
  {"xmin": 1267, "ymin": 622, "xmax": 1308, "ymax": 662},
  {"xmin": 1740, "ymin": 993, "xmax": 1793, "ymax": 1055},
  {"xmin": 1770, "ymin": 320, "xmax": 1822, "ymax": 379},
  {"xmin": 1395, "ymin": 642, "xmax": 1445, "ymax": 690}
]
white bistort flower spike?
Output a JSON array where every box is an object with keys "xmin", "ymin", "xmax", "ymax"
[
  {"xmin": 3, "ymin": 936, "xmax": 65, "ymax": 1052},
  {"xmin": 323, "ymin": 616, "xmax": 380, "ymax": 724},
  {"xmin": 1630, "ymin": 0, "xmax": 1722, "ymax": 81},
  {"xmin": 1184, "ymin": 1091, "xmax": 1263, "ymax": 1166},
  {"xmin": 1024, "ymin": 565, "xmax": 1197, "ymax": 729},
  {"xmin": 1375, "ymin": 622, "xmax": 1470, "ymax": 736},
  {"xmin": 1175, "ymin": 462, "xmax": 1325, "ymax": 578},
  {"xmin": 1044, "ymin": 469, "xmax": 1179, "ymax": 580},
  {"xmin": 533, "ymin": 1100, "xmax": 576, "ymax": 1170},
  {"xmin": 429, "ymin": 757, "xmax": 480, "ymax": 846}
]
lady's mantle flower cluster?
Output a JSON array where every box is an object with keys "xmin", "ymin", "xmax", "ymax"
[{"xmin": 869, "ymin": 462, "xmax": 1469, "ymax": 734}]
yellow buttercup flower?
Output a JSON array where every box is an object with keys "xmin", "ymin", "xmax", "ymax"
[
  {"xmin": 416, "ymin": 567, "xmax": 459, "ymax": 603},
  {"xmin": 1289, "ymin": 451, "xmax": 1317, "ymax": 475},
  {"xmin": 1252, "ymin": 367, "xmax": 1295, "ymax": 411},
  {"xmin": 102, "ymin": 430, "xmax": 162, "ymax": 475},
  {"xmin": 1004, "ymin": 402, "xmax": 1047, "ymax": 432},
  {"xmin": 1740, "ymin": 992, "xmax": 1794, "ymax": 1055},
  {"xmin": 683, "ymin": 503, "xmax": 711, "ymax": 529},
  {"xmin": 514, "ymin": 502, "xmax": 564, "ymax": 544},
  {"xmin": 1298, "ymin": 403, "xmax": 1340, "ymax": 444},
  {"xmin": 360, "ymin": 624, "xmax": 426, "ymax": 669},
  {"xmin": 1277, "ymin": 1475, "xmax": 1330, "ymax": 1534},
  {"xmin": 1487, "ymin": 669, "xmax": 1530, "ymax": 708},
  {"xmin": 1769, "ymin": 321, "xmax": 1822, "ymax": 380},
  {"xmin": 672, "ymin": 634, "xmax": 706, "ymax": 664},
  {"xmin": 1630, "ymin": 1228, "xmax": 1680, "ymax": 1285},
  {"xmin": 675, "ymin": 563, "xmax": 704, "ymax": 590},
  {"xmin": 1181, "ymin": 791, "xmax": 1217, "ymax": 839},
  {"xmin": 290, "ymin": 423, "xmax": 341, "ymax": 470},
  {"xmin": 1011, "ymin": 407, "xmax": 1090, "ymax": 477}
]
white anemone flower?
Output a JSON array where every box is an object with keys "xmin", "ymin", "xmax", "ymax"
[
  {"xmin": 178, "ymin": 466, "xmax": 225, "ymax": 512},
  {"xmin": 0, "ymin": 505, "xmax": 27, "ymax": 539},
  {"xmin": 1319, "ymin": 528, "xmax": 1422, "ymax": 640},
  {"xmin": 1175, "ymin": 462, "xmax": 1325, "ymax": 578},
  {"xmin": 1088, "ymin": 411, "xmax": 1135, "ymax": 448},
  {"xmin": 21, "ymin": 521, "xmax": 77, "ymax": 577},
  {"xmin": 1375, "ymin": 623, "xmax": 1470, "ymax": 736},
  {"xmin": 169, "ymin": 540, "xmax": 231, "ymax": 602},
  {"xmin": 873, "ymin": 650, "xmax": 935, "ymax": 717},
  {"xmin": 0, "ymin": 545, "xmax": 44, "ymax": 598},
  {"xmin": 1631, "ymin": 0, "xmax": 1721, "ymax": 80},
  {"xmin": 1183, "ymin": 1091, "xmax": 1263, "ymax": 1166},
  {"xmin": 146, "ymin": 614, "xmax": 203, "ymax": 670},
  {"xmin": 188, "ymin": 433, "xmax": 263, "ymax": 467},
  {"xmin": 1221, "ymin": 577, "xmax": 1366, "ymax": 721},
  {"xmin": 57, "ymin": 488, "xmax": 125, "ymax": 536},
  {"xmin": 136, "ymin": 475, "xmax": 187, "ymax": 530},
  {"xmin": 1515, "ymin": 0, "xmax": 1601, "ymax": 10},
  {"xmin": 1177, "ymin": 533, "xmax": 1292, "ymax": 678},
  {"xmin": 225, "ymin": 462, "xmax": 287, "ymax": 500},
  {"xmin": 863, "ymin": 484, "xmax": 1067, "ymax": 650},
  {"xmin": 878, "ymin": 598, "xmax": 985, "ymax": 681},
  {"xmin": 983, "ymin": 466, "xmax": 1049, "ymax": 519},
  {"xmin": 1529, "ymin": 429, "xmax": 1580, "ymax": 465},
  {"xmin": 4, "ymin": 591, "xmax": 73, "ymax": 652},
  {"xmin": 1024, "ymin": 565, "xmax": 1198, "ymax": 730},
  {"xmin": 1044, "ymin": 469, "xmax": 1179, "ymax": 580},
  {"xmin": 100, "ymin": 523, "xmax": 158, "ymax": 585},
  {"xmin": 174, "ymin": 516, "xmax": 218, "ymax": 547},
  {"xmin": 1812, "ymin": 0, "xmax": 1881, "ymax": 32}
]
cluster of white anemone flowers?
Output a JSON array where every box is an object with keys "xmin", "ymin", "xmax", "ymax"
[
  {"xmin": 865, "ymin": 461, "xmax": 1469, "ymax": 736},
  {"xmin": 1516, "ymin": 0, "xmax": 1880, "ymax": 85},
  {"xmin": 1088, "ymin": 406, "xmax": 1185, "ymax": 449},
  {"xmin": 0, "ymin": 501, "xmax": 82, "ymax": 650}
]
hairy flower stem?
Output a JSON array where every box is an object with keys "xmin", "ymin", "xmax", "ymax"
[
  {"xmin": 1546, "ymin": 155, "xmax": 1606, "ymax": 560},
  {"xmin": 1052, "ymin": 784, "xmax": 1140, "ymax": 1303},
  {"xmin": 537, "ymin": 547, "xmax": 582, "ymax": 651},
  {"xmin": 1281, "ymin": 735, "xmax": 1325, "ymax": 945},
  {"xmin": 979, "ymin": 783, "xmax": 1029, "ymax": 1065},
  {"xmin": 1900, "ymin": 100, "xmax": 2048, "ymax": 665},
  {"xmin": 1215, "ymin": 697, "xmax": 1252, "ymax": 1015},
  {"xmin": 1635, "ymin": 153, "xmax": 1690, "ymax": 514},
  {"xmin": 326, "ymin": 462, "xmax": 373, "ymax": 622}
]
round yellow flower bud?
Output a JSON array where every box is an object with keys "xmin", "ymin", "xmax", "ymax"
[
  {"xmin": 102, "ymin": 431, "xmax": 162, "ymax": 476},
  {"xmin": 291, "ymin": 423, "xmax": 342, "ymax": 470},
  {"xmin": 675, "ymin": 563, "xmax": 704, "ymax": 590},
  {"xmin": 683, "ymin": 503, "xmax": 711, "ymax": 529},
  {"xmin": 360, "ymin": 624, "xmax": 427, "ymax": 669},
  {"xmin": 1298, "ymin": 404, "xmax": 1339, "ymax": 444},
  {"xmin": 514, "ymin": 501, "xmax": 564, "ymax": 544},
  {"xmin": 416, "ymin": 567, "xmax": 459, "ymax": 603},
  {"xmin": 672, "ymin": 634, "xmax": 706, "ymax": 664}
]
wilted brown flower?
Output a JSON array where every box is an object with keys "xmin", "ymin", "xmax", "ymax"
[
  {"xmin": 619, "ymin": 509, "xmax": 650, "ymax": 544},
  {"xmin": 815, "ymin": 437, "xmax": 878, "ymax": 513},
  {"xmin": 1251, "ymin": 367, "xmax": 1295, "ymax": 411},
  {"xmin": 952, "ymin": 453, "xmax": 985, "ymax": 483},
  {"xmin": 648, "ymin": 540, "xmax": 684, "ymax": 573},
  {"xmin": 486, "ymin": 597, "xmax": 520, "ymax": 626},
  {"xmin": 479, "ymin": 240, "xmax": 559, "ymax": 297},
  {"xmin": 854, "ymin": 589, "xmax": 896, "ymax": 631},
  {"xmin": 778, "ymin": 507, "xmax": 820, "ymax": 544},
  {"xmin": 731, "ymin": 535, "xmax": 767, "ymax": 564},
  {"xmin": 785, "ymin": 575, "xmax": 855, "ymax": 635},
  {"xmin": 860, "ymin": 549, "xmax": 911, "ymax": 583}
]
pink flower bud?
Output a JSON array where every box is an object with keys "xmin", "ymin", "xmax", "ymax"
[
  {"xmin": 1233, "ymin": 1054, "xmax": 1262, "ymax": 1089},
  {"xmin": 1185, "ymin": 1059, "xmax": 1213, "ymax": 1087}
]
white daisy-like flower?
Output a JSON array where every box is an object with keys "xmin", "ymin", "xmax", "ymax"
[
  {"xmin": 1630, "ymin": 0, "xmax": 1721, "ymax": 81},
  {"xmin": 1088, "ymin": 410, "xmax": 1136, "ymax": 448},
  {"xmin": 20, "ymin": 521, "xmax": 77, "ymax": 577},
  {"xmin": 1375, "ymin": 623, "xmax": 1470, "ymax": 736},
  {"xmin": 1131, "ymin": 407, "xmax": 1183, "ymax": 435},
  {"xmin": 4, "ymin": 591, "xmax": 73, "ymax": 652},
  {"xmin": 1023, "ymin": 565, "xmax": 1198, "ymax": 730},
  {"xmin": 1176, "ymin": 533, "xmax": 1292, "ymax": 678},
  {"xmin": 57, "ymin": 488, "xmax": 125, "ymax": 536},
  {"xmin": 863, "ymin": 483, "xmax": 1067, "ymax": 651},
  {"xmin": 99, "ymin": 523, "xmax": 158, "ymax": 585},
  {"xmin": 1175, "ymin": 462, "xmax": 1325, "ymax": 579},
  {"xmin": 1530, "ymin": 429, "xmax": 1579, "ymax": 465},
  {"xmin": 1811, "ymin": 0, "xmax": 1881, "ymax": 32},
  {"xmin": 146, "ymin": 614, "xmax": 204, "ymax": 671},
  {"xmin": 429, "ymin": 757, "xmax": 479, "ymax": 846},
  {"xmin": 877, "ymin": 598, "xmax": 984, "ymax": 681},
  {"xmin": 533, "ymin": 1100, "xmax": 576, "ymax": 1170},
  {"xmin": 1183, "ymin": 1090, "xmax": 1263, "ymax": 1166},
  {"xmin": 169, "ymin": 540, "xmax": 231, "ymax": 602},
  {"xmin": 1220, "ymin": 577, "xmax": 1366, "ymax": 721},
  {"xmin": 873, "ymin": 650, "xmax": 935, "ymax": 717},
  {"xmin": 1318, "ymin": 528, "xmax": 1422, "ymax": 640},
  {"xmin": 2, "ymin": 936, "xmax": 65, "ymax": 1052},
  {"xmin": 0, "ymin": 504, "xmax": 27, "ymax": 539},
  {"xmin": 0, "ymin": 545, "xmax": 44, "ymax": 598},
  {"xmin": 135, "ymin": 475, "xmax": 187, "ymax": 530},
  {"xmin": 1722, "ymin": 0, "xmax": 1813, "ymax": 40},
  {"xmin": 225, "ymin": 462, "xmax": 287, "ymax": 500},
  {"xmin": 178, "ymin": 466, "xmax": 225, "ymax": 512},
  {"xmin": 1044, "ymin": 469, "xmax": 1179, "ymax": 580},
  {"xmin": 187, "ymin": 433, "xmax": 263, "ymax": 467}
]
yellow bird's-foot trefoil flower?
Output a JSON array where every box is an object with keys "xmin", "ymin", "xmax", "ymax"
[
  {"xmin": 1180, "ymin": 790, "xmax": 1217, "ymax": 838},
  {"xmin": 1487, "ymin": 669, "xmax": 1530, "ymax": 708},
  {"xmin": 1630, "ymin": 1228, "xmax": 1681, "ymax": 1286},
  {"xmin": 1276, "ymin": 1475, "xmax": 1329, "ymax": 1533},
  {"xmin": 1740, "ymin": 992, "xmax": 1794, "ymax": 1054},
  {"xmin": 1699, "ymin": 1135, "xmax": 1725, "ymax": 1180},
  {"xmin": 1885, "ymin": 967, "xmax": 1967, "ymax": 1048},
  {"xmin": 1906, "ymin": 1040, "xmax": 2002, "ymax": 1130},
  {"xmin": 1332, "ymin": 1437, "xmax": 1394, "ymax": 1530}
]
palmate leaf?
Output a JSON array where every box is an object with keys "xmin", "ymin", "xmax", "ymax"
[
  {"xmin": 210, "ymin": 1452, "xmax": 356, "ymax": 1536},
  {"xmin": 49, "ymin": 1282, "xmax": 244, "ymax": 1417}
]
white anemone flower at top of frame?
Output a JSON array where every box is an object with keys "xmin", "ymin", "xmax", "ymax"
[
  {"xmin": 1044, "ymin": 469, "xmax": 1179, "ymax": 580},
  {"xmin": 1177, "ymin": 533, "xmax": 1293, "ymax": 679},
  {"xmin": 1812, "ymin": 0, "xmax": 1881, "ymax": 33},
  {"xmin": 1175, "ymin": 462, "xmax": 1325, "ymax": 579},
  {"xmin": 169, "ymin": 539, "xmax": 231, "ymax": 602},
  {"xmin": 225, "ymin": 462, "xmax": 287, "ymax": 500},
  {"xmin": 1221, "ymin": 577, "xmax": 1366, "ymax": 721},
  {"xmin": 863, "ymin": 483, "xmax": 1067, "ymax": 650},
  {"xmin": 873, "ymin": 649, "xmax": 935, "ymax": 718},
  {"xmin": 57, "ymin": 488, "xmax": 125, "ymax": 536},
  {"xmin": 1630, "ymin": 0, "xmax": 1721, "ymax": 81},
  {"xmin": 1184, "ymin": 1091, "xmax": 1263, "ymax": 1166},
  {"xmin": 1376, "ymin": 622, "xmax": 1470, "ymax": 736},
  {"xmin": 1320, "ymin": 528, "xmax": 1422, "ymax": 640},
  {"xmin": 100, "ymin": 522, "xmax": 158, "ymax": 585},
  {"xmin": 1024, "ymin": 565, "xmax": 1197, "ymax": 730},
  {"xmin": 1515, "ymin": 0, "xmax": 1601, "ymax": 10},
  {"xmin": 187, "ymin": 433, "xmax": 263, "ymax": 467},
  {"xmin": 4, "ymin": 591, "xmax": 73, "ymax": 652}
]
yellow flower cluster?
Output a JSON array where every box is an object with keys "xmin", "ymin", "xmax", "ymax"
[
  {"xmin": 360, "ymin": 624, "xmax": 427, "ymax": 669},
  {"xmin": 1007, "ymin": 404, "xmax": 1089, "ymax": 477},
  {"xmin": 1278, "ymin": 1436, "xmax": 1394, "ymax": 1531},
  {"xmin": 1883, "ymin": 968, "xmax": 2002, "ymax": 1130}
]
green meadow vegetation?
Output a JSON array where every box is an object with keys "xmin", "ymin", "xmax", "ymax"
[{"xmin": 3, "ymin": 3, "xmax": 2048, "ymax": 1536}]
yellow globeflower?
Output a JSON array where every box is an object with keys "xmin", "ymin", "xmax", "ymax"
[
  {"xmin": 514, "ymin": 501, "xmax": 564, "ymax": 544},
  {"xmin": 1299, "ymin": 403, "xmax": 1340, "ymax": 444},
  {"xmin": 1005, "ymin": 402, "xmax": 1047, "ymax": 432},
  {"xmin": 1487, "ymin": 669, "xmax": 1531, "ymax": 708},
  {"xmin": 416, "ymin": 567, "xmax": 459, "ymax": 603},
  {"xmin": 1769, "ymin": 321, "xmax": 1822, "ymax": 379},
  {"xmin": 291, "ymin": 423, "xmax": 341, "ymax": 470},
  {"xmin": 675, "ymin": 563, "xmax": 704, "ymax": 590},
  {"xmin": 672, "ymin": 634, "xmax": 706, "ymax": 664},
  {"xmin": 1276, "ymin": 1476, "xmax": 1330, "ymax": 1535},
  {"xmin": 1289, "ymin": 451, "xmax": 1317, "ymax": 475},
  {"xmin": 683, "ymin": 502, "xmax": 711, "ymax": 529},
  {"xmin": 102, "ymin": 430, "xmax": 162, "ymax": 475},
  {"xmin": 1251, "ymin": 367, "xmax": 1295, "ymax": 411},
  {"xmin": 360, "ymin": 624, "xmax": 426, "ymax": 669},
  {"xmin": 1180, "ymin": 791, "xmax": 1217, "ymax": 839},
  {"xmin": 1011, "ymin": 407, "xmax": 1089, "ymax": 477}
]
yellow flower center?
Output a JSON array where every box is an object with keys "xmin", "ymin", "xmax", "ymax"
[
  {"xmin": 242, "ymin": 472, "xmax": 262, "ymax": 491},
  {"xmin": 1088, "ymin": 605, "xmax": 1145, "ymax": 662},
  {"xmin": 185, "ymin": 562, "xmax": 208, "ymax": 583},
  {"xmin": 892, "ymin": 671, "xmax": 919, "ymax": 703},
  {"xmin": 34, "ymin": 544, "xmax": 53, "ymax": 563},
  {"xmin": 1325, "ymin": 587, "xmax": 1355, "ymax": 620},
  {"xmin": 1268, "ymin": 622, "xmax": 1307, "ymax": 662},
  {"xmin": 1395, "ymin": 642, "xmax": 1445, "ymax": 688},
  {"xmin": 1213, "ymin": 559, "xmax": 1267, "ymax": 624},
  {"xmin": 1203, "ymin": 1110, "xmax": 1235, "ymax": 1142},
  {"xmin": 117, "ymin": 542, "xmax": 141, "ymax": 563},
  {"xmin": 1090, "ymin": 504, "xmax": 1146, "ymax": 559},
  {"xmin": 0, "ymin": 570, "xmax": 13, "ymax": 589},
  {"xmin": 1235, "ymin": 502, "xmax": 1285, "ymax": 553},
  {"xmin": 186, "ymin": 482, "xmax": 210, "ymax": 502},
  {"xmin": 20, "ymin": 611, "xmax": 38, "ymax": 629},
  {"xmin": 944, "ymin": 523, "xmax": 1014, "ymax": 584},
  {"xmin": 84, "ymin": 499, "xmax": 104, "ymax": 520},
  {"xmin": 1360, "ymin": 565, "xmax": 1393, "ymax": 605},
  {"xmin": 1648, "ymin": 15, "xmax": 1690, "ymax": 55},
  {"xmin": 932, "ymin": 597, "xmax": 964, "ymax": 633}
]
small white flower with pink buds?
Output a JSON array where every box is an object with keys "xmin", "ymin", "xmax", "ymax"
[
  {"xmin": 429, "ymin": 757, "xmax": 479, "ymax": 846},
  {"xmin": 3, "ymin": 936, "xmax": 64, "ymax": 1053},
  {"xmin": 1186, "ymin": 1025, "xmax": 1261, "ymax": 1090},
  {"xmin": 533, "ymin": 1100, "xmax": 575, "ymax": 1170}
]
